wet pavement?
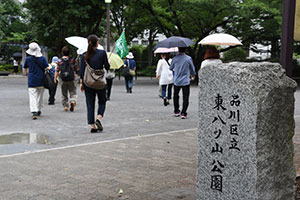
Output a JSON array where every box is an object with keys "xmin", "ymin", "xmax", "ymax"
[{"xmin": 0, "ymin": 75, "xmax": 299, "ymax": 199}]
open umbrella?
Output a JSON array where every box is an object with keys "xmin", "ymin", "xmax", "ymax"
[
  {"xmin": 12, "ymin": 52, "xmax": 22, "ymax": 58},
  {"xmin": 107, "ymin": 52, "xmax": 124, "ymax": 69},
  {"xmin": 154, "ymin": 47, "xmax": 178, "ymax": 54},
  {"xmin": 65, "ymin": 36, "xmax": 104, "ymax": 54},
  {"xmin": 199, "ymin": 33, "xmax": 242, "ymax": 46},
  {"xmin": 154, "ymin": 36, "xmax": 194, "ymax": 49}
]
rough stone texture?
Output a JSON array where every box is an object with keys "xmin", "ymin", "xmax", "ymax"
[{"xmin": 197, "ymin": 62, "xmax": 297, "ymax": 200}]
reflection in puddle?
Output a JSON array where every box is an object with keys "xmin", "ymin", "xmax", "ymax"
[{"xmin": 0, "ymin": 133, "xmax": 50, "ymax": 144}]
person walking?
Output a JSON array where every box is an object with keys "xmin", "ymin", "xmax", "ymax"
[
  {"xmin": 105, "ymin": 69, "xmax": 115, "ymax": 100},
  {"xmin": 47, "ymin": 56, "xmax": 59, "ymax": 105},
  {"xmin": 54, "ymin": 46, "xmax": 77, "ymax": 112},
  {"xmin": 80, "ymin": 34, "xmax": 110, "ymax": 133},
  {"xmin": 169, "ymin": 47, "xmax": 196, "ymax": 119},
  {"xmin": 156, "ymin": 53, "xmax": 173, "ymax": 106},
  {"xmin": 23, "ymin": 42, "xmax": 48, "ymax": 120},
  {"xmin": 123, "ymin": 52, "xmax": 136, "ymax": 93},
  {"xmin": 201, "ymin": 46, "xmax": 223, "ymax": 69}
]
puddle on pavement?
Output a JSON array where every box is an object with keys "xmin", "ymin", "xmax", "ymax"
[{"xmin": 0, "ymin": 133, "xmax": 50, "ymax": 145}]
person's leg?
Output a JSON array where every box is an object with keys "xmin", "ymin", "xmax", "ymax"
[
  {"xmin": 95, "ymin": 88, "xmax": 107, "ymax": 131},
  {"xmin": 106, "ymin": 78, "xmax": 113, "ymax": 100},
  {"xmin": 61, "ymin": 81, "xmax": 69, "ymax": 110},
  {"xmin": 129, "ymin": 76, "xmax": 133, "ymax": 93},
  {"xmin": 181, "ymin": 85, "xmax": 190, "ymax": 116},
  {"xmin": 158, "ymin": 85, "xmax": 162, "ymax": 98},
  {"xmin": 161, "ymin": 85, "xmax": 167, "ymax": 98},
  {"xmin": 84, "ymin": 89, "xmax": 96, "ymax": 125},
  {"xmin": 28, "ymin": 88, "xmax": 38, "ymax": 113},
  {"xmin": 125, "ymin": 76, "xmax": 129, "ymax": 92},
  {"xmin": 161, "ymin": 84, "xmax": 167, "ymax": 106},
  {"xmin": 173, "ymin": 85, "xmax": 181, "ymax": 115},
  {"xmin": 36, "ymin": 87, "xmax": 44, "ymax": 114},
  {"xmin": 69, "ymin": 81, "xmax": 77, "ymax": 112},
  {"xmin": 167, "ymin": 83, "xmax": 173, "ymax": 100},
  {"xmin": 48, "ymin": 84, "xmax": 56, "ymax": 104}
]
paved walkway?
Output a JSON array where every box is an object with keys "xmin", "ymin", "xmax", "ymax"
[{"xmin": 0, "ymin": 76, "xmax": 299, "ymax": 199}]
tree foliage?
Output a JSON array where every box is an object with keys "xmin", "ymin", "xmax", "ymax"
[
  {"xmin": 21, "ymin": 0, "xmax": 283, "ymax": 66},
  {"xmin": 24, "ymin": 0, "xmax": 108, "ymax": 54}
]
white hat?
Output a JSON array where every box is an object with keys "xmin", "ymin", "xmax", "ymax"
[
  {"xmin": 126, "ymin": 52, "xmax": 134, "ymax": 59},
  {"xmin": 26, "ymin": 42, "xmax": 43, "ymax": 57}
]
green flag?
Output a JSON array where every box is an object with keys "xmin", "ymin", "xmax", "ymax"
[{"xmin": 116, "ymin": 32, "xmax": 129, "ymax": 58}]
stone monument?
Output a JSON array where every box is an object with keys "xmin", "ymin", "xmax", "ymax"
[{"xmin": 197, "ymin": 62, "xmax": 297, "ymax": 200}]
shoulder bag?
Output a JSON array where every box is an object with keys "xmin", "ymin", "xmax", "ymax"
[
  {"xmin": 127, "ymin": 59, "xmax": 136, "ymax": 76},
  {"xmin": 84, "ymin": 61, "xmax": 106, "ymax": 90},
  {"xmin": 32, "ymin": 58, "xmax": 55, "ymax": 90}
]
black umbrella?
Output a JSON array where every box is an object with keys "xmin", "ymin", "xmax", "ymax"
[
  {"xmin": 12, "ymin": 52, "xmax": 22, "ymax": 58},
  {"xmin": 154, "ymin": 36, "xmax": 194, "ymax": 50}
]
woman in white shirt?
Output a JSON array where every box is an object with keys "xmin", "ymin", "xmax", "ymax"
[
  {"xmin": 201, "ymin": 46, "xmax": 223, "ymax": 69},
  {"xmin": 156, "ymin": 53, "xmax": 173, "ymax": 106}
]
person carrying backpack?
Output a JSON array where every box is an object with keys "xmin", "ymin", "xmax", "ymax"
[{"xmin": 54, "ymin": 46, "xmax": 77, "ymax": 112}]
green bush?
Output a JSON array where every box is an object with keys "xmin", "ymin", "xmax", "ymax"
[
  {"xmin": 0, "ymin": 64, "xmax": 13, "ymax": 72},
  {"xmin": 222, "ymin": 47, "xmax": 247, "ymax": 62},
  {"xmin": 136, "ymin": 65, "xmax": 156, "ymax": 77}
]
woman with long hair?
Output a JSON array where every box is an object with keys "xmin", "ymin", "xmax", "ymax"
[
  {"xmin": 80, "ymin": 35, "xmax": 110, "ymax": 133},
  {"xmin": 201, "ymin": 46, "xmax": 223, "ymax": 69}
]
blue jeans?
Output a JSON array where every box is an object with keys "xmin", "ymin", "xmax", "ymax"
[
  {"xmin": 84, "ymin": 87, "xmax": 107, "ymax": 124},
  {"xmin": 125, "ymin": 76, "xmax": 133, "ymax": 92},
  {"xmin": 161, "ymin": 84, "xmax": 173, "ymax": 99}
]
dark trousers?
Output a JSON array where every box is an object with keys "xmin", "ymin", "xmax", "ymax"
[
  {"xmin": 125, "ymin": 76, "xmax": 133, "ymax": 92},
  {"xmin": 84, "ymin": 87, "xmax": 107, "ymax": 124},
  {"xmin": 161, "ymin": 83, "xmax": 173, "ymax": 99},
  {"xmin": 48, "ymin": 82, "xmax": 57, "ymax": 104},
  {"xmin": 173, "ymin": 85, "xmax": 190, "ymax": 115},
  {"xmin": 106, "ymin": 78, "xmax": 113, "ymax": 99}
]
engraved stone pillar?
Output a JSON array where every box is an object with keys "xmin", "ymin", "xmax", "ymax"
[{"xmin": 197, "ymin": 62, "xmax": 297, "ymax": 200}]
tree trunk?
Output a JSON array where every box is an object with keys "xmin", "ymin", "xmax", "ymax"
[{"xmin": 147, "ymin": 30, "xmax": 154, "ymax": 68}]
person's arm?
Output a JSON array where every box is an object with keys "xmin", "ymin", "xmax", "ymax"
[
  {"xmin": 169, "ymin": 58, "xmax": 175, "ymax": 71},
  {"xmin": 103, "ymin": 51, "xmax": 110, "ymax": 70},
  {"xmin": 23, "ymin": 58, "xmax": 29, "ymax": 76},
  {"xmin": 189, "ymin": 58, "xmax": 196, "ymax": 80},
  {"xmin": 80, "ymin": 54, "xmax": 86, "ymax": 92},
  {"xmin": 156, "ymin": 60, "xmax": 163, "ymax": 79},
  {"xmin": 133, "ymin": 60, "xmax": 136, "ymax": 71}
]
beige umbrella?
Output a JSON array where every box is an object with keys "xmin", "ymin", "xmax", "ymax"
[{"xmin": 199, "ymin": 33, "xmax": 242, "ymax": 46}]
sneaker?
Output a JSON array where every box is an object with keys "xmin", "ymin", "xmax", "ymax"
[
  {"xmin": 48, "ymin": 102, "xmax": 55, "ymax": 105},
  {"xmin": 181, "ymin": 113, "xmax": 187, "ymax": 119},
  {"xmin": 166, "ymin": 99, "xmax": 170, "ymax": 105},
  {"xmin": 95, "ymin": 119, "xmax": 103, "ymax": 131},
  {"xmin": 64, "ymin": 107, "xmax": 68, "ymax": 111},
  {"xmin": 37, "ymin": 111, "xmax": 41, "ymax": 116},
  {"xmin": 174, "ymin": 111, "xmax": 180, "ymax": 117},
  {"xmin": 129, "ymin": 88, "xmax": 132, "ymax": 93},
  {"xmin": 163, "ymin": 98, "xmax": 168, "ymax": 106},
  {"xmin": 32, "ymin": 112, "xmax": 38, "ymax": 120},
  {"xmin": 90, "ymin": 128, "xmax": 98, "ymax": 133},
  {"xmin": 70, "ymin": 101, "xmax": 76, "ymax": 112}
]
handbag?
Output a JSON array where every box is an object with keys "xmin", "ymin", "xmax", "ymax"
[
  {"xmin": 32, "ymin": 58, "xmax": 55, "ymax": 90},
  {"xmin": 126, "ymin": 59, "xmax": 135, "ymax": 76},
  {"xmin": 129, "ymin": 69, "xmax": 136, "ymax": 76},
  {"xmin": 105, "ymin": 69, "xmax": 116, "ymax": 79},
  {"xmin": 84, "ymin": 61, "xmax": 106, "ymax": 90}
]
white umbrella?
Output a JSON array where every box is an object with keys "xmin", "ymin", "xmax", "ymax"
[
  {"xmin": 154, "ymin": 47, "xmax": 178, "ymax": 54},
  {"xmin": 65, "ymin": 36, "xmax": 104, "ymax": 54},
  {"xmin": 199, "ymin": 33, "xmax": 242, "ymax": 46}
]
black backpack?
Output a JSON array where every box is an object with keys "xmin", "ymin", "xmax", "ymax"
[{"xmin": 59, "ymin": 59, "xmax": 74, "ymax": 81}]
